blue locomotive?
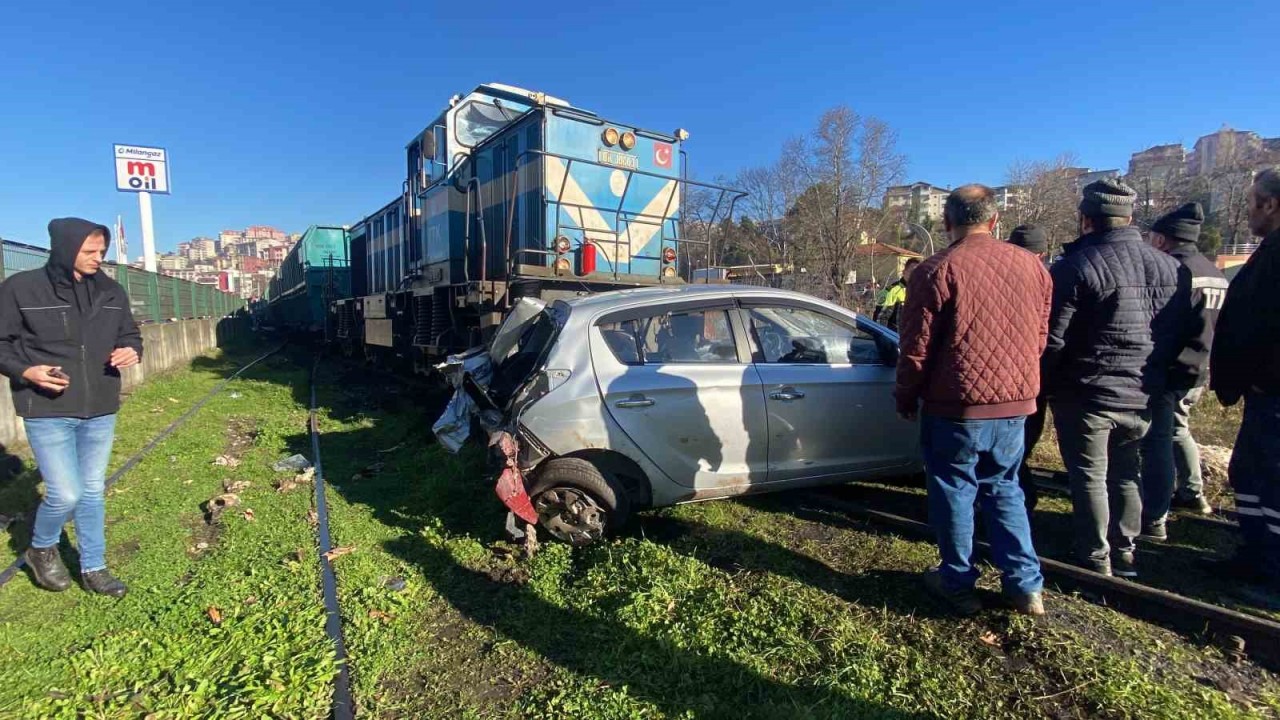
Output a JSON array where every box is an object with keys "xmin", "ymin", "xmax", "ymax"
[{"xmin": 313, "ymin": 82, "xmax": 742, "ymax": 368}]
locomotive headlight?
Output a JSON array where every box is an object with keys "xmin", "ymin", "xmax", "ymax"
[
  {"xmin": 674, "ymin": 128, "xmax": 690, "ymax": 141},
  {"xmin": 662, "ymin": 247, "xmax": 677, "ymax": 264},
  {"xmin": 554, "ymin": 257, "xmax": 572, "ymax": 272},
  {"xmin": 554, "ymin": 236, "xmax": 572, "ymax": 254},
  {"xmin": 663, "ymin": 266, "xmax": 677, "ymax": 277},
  {"xmin": 602, "ymin": 127, "xmax": 620, "ymax": 146},
  {"xmin": 619, "ymin": 131, "xmax": 636, "ymax": 150}
]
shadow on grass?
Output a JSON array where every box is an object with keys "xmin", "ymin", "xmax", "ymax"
[{"xmin": 288, "ymin": 361, "xmax": 939, "ymax": 718}]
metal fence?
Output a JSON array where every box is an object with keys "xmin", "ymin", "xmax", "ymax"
[{"xmin": 0, "ymin": 239, "xmax": 244, "ymax": 323}]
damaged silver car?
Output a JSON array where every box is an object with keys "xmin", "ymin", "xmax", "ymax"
[{"xmin": 448, "ymin": 285, "xmax": 921, "ymax": 545}]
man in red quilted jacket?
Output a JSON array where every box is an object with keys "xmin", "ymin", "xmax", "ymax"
[{"xmin": 896, "ymin": 184, "xmax": 1053, "ymax": 616}]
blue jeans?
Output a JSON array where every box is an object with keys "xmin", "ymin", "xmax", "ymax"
[
  {"xmin": 1230, "ymin": 393, "xmax": 1280, "ymax": 585},
  {"xmin": 24, "ymin": 414, "xmax": 118, "ymax": 573},
  {"xmin": 1142, "ymin": 386, "xmax": 1205, "ymax": 525},
  {"xmin": 921, "ymin": 414, "xmax": 1043, "ymax": 595}
]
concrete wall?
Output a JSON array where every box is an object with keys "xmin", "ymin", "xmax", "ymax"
[{"xmin": 0, "ymin": 316, "xmax": 249, "ymax": 451}]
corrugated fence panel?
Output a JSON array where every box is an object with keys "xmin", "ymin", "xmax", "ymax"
[{"xmin": 1, "ymin": 240, "xmax": 244, "ymax": 321}]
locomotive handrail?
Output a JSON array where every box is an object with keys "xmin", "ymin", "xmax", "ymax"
[{"xmin": 502, "ymin": 149, "xmax": 746, "ymax": 286}]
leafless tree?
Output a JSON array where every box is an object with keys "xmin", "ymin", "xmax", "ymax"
[
  {"xmin": 1002, "ymin": 153, "xmax": 1082, "ymax": 252},
  {"xmin": 778, "ymin": 107, "xmax": 907, "ymax": 306}
]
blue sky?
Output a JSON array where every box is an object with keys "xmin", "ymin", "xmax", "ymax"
[{"xmin": 2, "ymin": 1, "xmax": 1277, "ymax": 254}]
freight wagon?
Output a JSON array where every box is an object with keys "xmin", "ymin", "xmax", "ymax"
[{"xmin": 263, "ymin": 225, "xmax": 350, "ymax": 334}]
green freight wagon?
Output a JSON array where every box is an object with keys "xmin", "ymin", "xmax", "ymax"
[{"xmin": 264, "ymin": 225, "xmax": 350, "ymax": 335}]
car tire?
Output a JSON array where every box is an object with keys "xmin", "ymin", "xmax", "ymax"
[{"xmin": 528, "ymin": 457, "xmax": 630, "ymax": 546}]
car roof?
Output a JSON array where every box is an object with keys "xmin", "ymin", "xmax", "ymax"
[{"xmin": 559, "ymin": 283, "xmax": 850, "ymax": 314}]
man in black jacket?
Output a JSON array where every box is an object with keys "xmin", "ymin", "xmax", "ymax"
[
  {"xmin": 1043, "ymin": 179, "xmax": 1187, "ymax": 578},
  {"xmin": 0, "ymin": 218, "xmax": 143, "ymax": 597},
  {"xmin": 1210, "ymin": 168, "xmax": 1280, "ymax": 591},
  {"xmin": 1140, "ymin": 203, "xmax": 1227, "ymax": 541}
]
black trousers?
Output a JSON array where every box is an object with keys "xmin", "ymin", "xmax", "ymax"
[{"xmin": 1018, "ymin": 398, "xmax": 1048, "ymax": 512}]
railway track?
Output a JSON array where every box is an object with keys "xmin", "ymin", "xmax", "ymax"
[
  {"xmin": 801, "ymin": 486, "xmax": 1280, "ymax": 670},
  {"xmin": 1028, "ymin": 467, "xmax": 1240, "ymax": 529},
  {"xmin": 307, "ymin": 359, "xmax": 356, "ymax": 720}
]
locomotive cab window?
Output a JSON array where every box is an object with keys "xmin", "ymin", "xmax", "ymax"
[{"xmin": 455, "ymin": 101, "xmax": 513, "ymax": 148}]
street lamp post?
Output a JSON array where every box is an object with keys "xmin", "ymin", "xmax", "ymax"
[{"xmin": 903, "ymin": 222, "xmax": 936, "ymax": 256}]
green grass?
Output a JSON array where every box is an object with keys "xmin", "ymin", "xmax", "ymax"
[
  {"xmin": 0, "ymin": 348, "xmax": 334, "ymax": 718},
  {"xmin": 309, "ymin": 362, "xmax": 1279, "ymax": 719},
  {"xmin": 1, "ymin": 351, "xmax": 1275, "ymax": 718}
]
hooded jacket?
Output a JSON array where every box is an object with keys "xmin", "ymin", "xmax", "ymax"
[
  {"xmin": 0, "ymin": 218, "xmax": 143, "ymax": 419},
  {"xmin": 1042, "ymin": 225, "xmax": 1188, "ymax": 410},
  {"xmin": 1211, "ymin": 227, "xmax": 1280, "ymax": 405}
]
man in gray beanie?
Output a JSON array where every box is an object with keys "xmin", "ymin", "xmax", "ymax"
[
  {"xmin": 1140, "ymin": 203, "xmax": 1227, "ymax": 540},
  {"xmin": 1042, "ymin": 179, "xmax": 1188, "ymax": 577}
]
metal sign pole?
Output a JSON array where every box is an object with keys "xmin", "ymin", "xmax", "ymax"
[{"xmin": 139, "ymin": 191, "xmax": 157, "ymax": 272}]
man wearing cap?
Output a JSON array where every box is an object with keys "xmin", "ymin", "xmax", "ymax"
[
  {"xmin": 1140, "ymin": 203, "xmax": 1226, "ymax": 541},
  {"xmin": 1042, "ymin": 180, "xmax": 1187, "ymax": 578},
  {"xmin": 1008, "ymin": 224, "xmax": 1050, "ymax": 512},
  {"xmin": 0, "ymin": 218, "xmax": 143, "ymax": 597}
]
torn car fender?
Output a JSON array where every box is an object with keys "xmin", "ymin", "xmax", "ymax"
[{"xmin": 490, "ymin": 430, "xmax": 538, "ymax": 524}]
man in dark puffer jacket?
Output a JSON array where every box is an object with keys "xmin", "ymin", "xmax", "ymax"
[{"xmin": 1043, "ymin": 179, "xmax": 1188, "ymax": 578}]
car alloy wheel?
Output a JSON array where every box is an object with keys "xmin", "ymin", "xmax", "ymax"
[{"xmin": 533, "ymin": 486, "xmax": 608, "ymax": 545}]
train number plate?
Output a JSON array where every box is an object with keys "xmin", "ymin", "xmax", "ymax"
[{"xmin": 597, "ymin": 149, "xmax": 639, "ymax": 170}]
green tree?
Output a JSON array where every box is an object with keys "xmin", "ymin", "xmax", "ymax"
[{"xmin": 1197, "ymin": 225, "xmax": 1223, "ymax": 257}]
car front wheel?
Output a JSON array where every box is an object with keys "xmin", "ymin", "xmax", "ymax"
[{"xmin": 528, "ymin": 458, "xmax": 630, "ymax": 546}]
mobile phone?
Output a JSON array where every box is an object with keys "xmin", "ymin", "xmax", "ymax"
[{"xmin": 49, "ymin": 368, "xmax": 69, "ymax": 380}]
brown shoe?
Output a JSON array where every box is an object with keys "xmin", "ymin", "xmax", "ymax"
[
  {"xmin": 24, "ymin": 546, "xmax": 72, "ymax": 592},
  {"xmin": 1007, "ymin": 591, "xmax": 1046, "ymax": 616}
]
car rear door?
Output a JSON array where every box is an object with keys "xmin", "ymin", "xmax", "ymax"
[
  {"xmin": 738, "ymin": 299, "xmax": 918, "ymax": 484},
  {"xmin": 590, "ymin": 299, "xmax": 769, "ymax": 491}
]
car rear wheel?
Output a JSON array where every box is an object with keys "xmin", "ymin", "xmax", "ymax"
[{"xmin": 528, "ymin": 458, "xmax": 630, "ymax": 546}]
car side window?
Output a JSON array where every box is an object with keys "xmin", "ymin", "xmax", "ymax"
[
  {"xmin": 599, "ymin": 308, "xmax": 737, "ymax": 365},
  {"xmin": 746, "ymin": 306, "xmax": 885, "ymax": 365}
]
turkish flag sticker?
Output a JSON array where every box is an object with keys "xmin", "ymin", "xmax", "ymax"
[{"xmin": 654, "ymin": 142, "xmax": 673, "ymax": 169}]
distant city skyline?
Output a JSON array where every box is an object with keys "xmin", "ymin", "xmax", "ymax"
[{"xmin": 2, "ymin": 2, "xmax": 1277, "ymax": 251}]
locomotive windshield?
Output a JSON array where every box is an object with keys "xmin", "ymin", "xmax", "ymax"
[{"xmin": 455, "ymin": 101, "xmax": 513, "ymax": 148}]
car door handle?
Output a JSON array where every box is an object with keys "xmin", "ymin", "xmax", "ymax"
[
  {"xmin": 615, "ymin": 396, "xmax": 655, "ymax": 409},
  {"xmin": 770, "ymin": 388, "xmax": 805, "ymax": 401}
]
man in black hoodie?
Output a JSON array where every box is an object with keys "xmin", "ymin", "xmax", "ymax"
[
  {"xmin": 1210, "ymin": 168, "xmax": 1280, "ymax": 592},
  {"xmin": 1140, "ymin": 203, "xmax": 1226, "ymax": 541},
  {"xmin": 0, "ymin": 218, "xmax": 143, "ymax": 597}
]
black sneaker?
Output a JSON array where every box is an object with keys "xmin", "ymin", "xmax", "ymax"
[
  {"xmin": 1140, "ymin": 521, "xmax": 1168, "ymax": 543},
  {"xmin": 24, "ymin": 546, "xmax": 72, "ymax": 592},
  {"xmin": 1113, "ymin": 551, "xmax": 1139, "ymax": 579},
  {"xmin": 82, "ymin": 569, "xmax": 128, "ymax": 598},
  {"xmin": 921, "ymin": 568, "xmax": 982, "ymax": 615},
  {"xmin": 1171, "ymin": 494, "xmax": 1213, "ymax": 515}
]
